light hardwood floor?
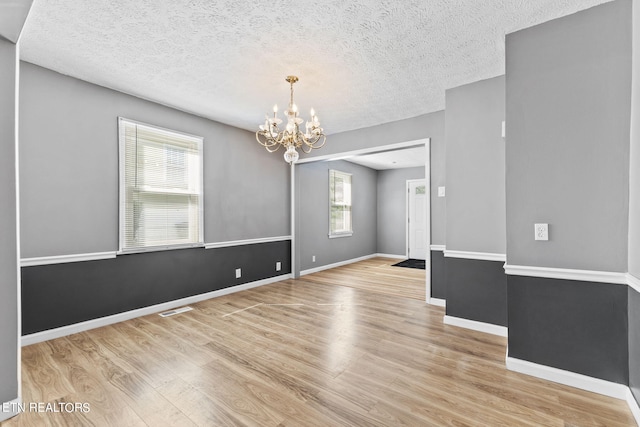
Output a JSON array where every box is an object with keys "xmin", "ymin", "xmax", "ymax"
[{"xmin": 2, "ymin": 258, "xmax": 635, "ymax": 426}]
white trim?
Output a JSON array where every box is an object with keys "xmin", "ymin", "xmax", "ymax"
[
  {"xmin": 430, "ymin": 245, "xmax": 445, "ymax": 251},
  {"xmin": 444, "ymin": 250, "xmax": 506, "ymax": 262},
  {"xmin": 627, "ymin": 388, "xmax": 640, "ymax": 426},
  {"xmin": 504, "ymin": 264, "xmax": 628, "ymax": 285},
  {"xmin": 291, "ymin": 163, "xmax": 297, "ymax": 278},
  {"xmin": 0, "ymin": 398, "xmax": 21, "ymax": 422},
  {"xmin": 328, "ymin": 232, "xmax": 353, "ymax": 239},
  {"xmin": 443, "ymin": 315, "xmax": 508, "ymax": 337},
  {"xmin": 376, "ymin": 253, "xmax": 406, "ymax": 259},
  {"xmin": 14, "ymin": 48, "xmax": 22, "ymax": 404},
  {"xmin": 428, "ymin": 298, "xmax": 446, "ymax": 307},
  {"xmin": 21, "ymin": 274, "xmax": 292, "ymax": 346},
  {"xmin": 300, "ymin": 254, "xmax": 377, "ymax": 276},
  {"xmin": 21, "ymin": 251, "xmax": 117, "ymax": 267},
  {"xmin": 627, "ymin": 273, "xmax": 640, "ymax": 293},
  {"xmin": 205, "ymin": 235, "xmax": 292, "ymax": 249},
  {"xmin": 295, "ymin": 138, "xmax": 429, "ymax": 164},
  {"xmin": 506, "ymin": 357, "xmax": 628, "ymax": 400}
]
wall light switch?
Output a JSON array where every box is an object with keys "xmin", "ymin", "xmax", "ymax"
[
  {"xmin": 276, "ymin": 261, "xmax": 281, "ymax": 271},
  {"xmin": 502, "ymin": 121, "xmax": 506, "ymax": 138},
  {"xmin": 534, "ymin": 223, "xmax": 549, "ymax": 241},
  {"xmin": 438, "ymin": 186, "xmax": 446, "ymax": 197},
  {"xmin": 235, "ymin": 268, "xmax": 242, "ymax": 278},
  {"xmin": 312, "ymin": 255, "xmax": 316, "ymax": 263}
]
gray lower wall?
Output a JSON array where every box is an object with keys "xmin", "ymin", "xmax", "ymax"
[
  {"xmin": 297, "ymin": 160, "xmax": 377, "ymax": 272},
  {"xmin": 445, "ymin": 258, "xmax": 507, "ymax": 326},
  {"xmin": 22, "ymin": 241, "xmax": 290, "ymax": 335},
  {"xmin": 508, "ymin": 276, "xmax": 628, "ymax": 384},
  {"xmin": 430, "ymin": 250, "xmax": 446, "ymax": 300},
  {"xmin": 630, "ymin": 287, "xmax": 640, "ymax": 402},
  {"xmin": 376, "ymin": 167, "xmax": 425, "ymax": 256},
  {"xmin": 19, "ymin": 62, "xmax": 290, "ymax": 258},
  {"xmin": 445, "ymin": 76, "xmax": 505, "ymax": 254},
  {"xmin": 0, "ymin": 37, "xmax": 19, "ymax": 407},
  {"xmin": 505, "ymin": 0, "xmax": 631, "ymax": 272}
]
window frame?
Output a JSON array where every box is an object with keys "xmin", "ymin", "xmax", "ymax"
[
  {"xmin": 118, "ymin": 117, "xmax": 204, "ymax": 254},
  {"xmin": 328, "ymin": 169, "xmax": 353, "ymax": 238}
]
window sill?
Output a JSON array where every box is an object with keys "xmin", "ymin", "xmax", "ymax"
[
  {"xmin": 117, "ymin": 243, "xmax": 204, "ymax": 255},
  {"xmin": 328, "ymin": 232, "xmax": 353, "ymax": 239}
]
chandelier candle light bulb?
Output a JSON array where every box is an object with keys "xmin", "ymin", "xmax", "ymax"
[{"xmin": 256, "ymin": 75, "xmax": 326, "ymax": 164}]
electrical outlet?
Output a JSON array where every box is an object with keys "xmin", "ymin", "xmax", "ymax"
[
  {"xmin": 534, "ymin": 223, "xmax": 548, "ymax": 241},
  {"xmin": 312, "ymin": 255, "xmax": 316, "ymax": 263},
  {"xmin": 276, "ymin": 261, "xmax": 281, "ymax": 271},
  {"xmin": 235, "ymin": 268, "xmax": 241, "ymax": 278}
]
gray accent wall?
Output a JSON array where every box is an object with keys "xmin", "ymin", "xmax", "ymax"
[
  {"xmin": 509, "ymin": 276, "xmax": 628, "ymax": 384},
  {"xmin": 0, "ymin": 38, "xmax": 19, "ymax": 408},
  {"xmin": 505, "ymin": 0, "xmax": 631, "ymax": 272},
  {"xmin": 19, "ymin": 62, "xmax": 290, "ymax": 258},
  {"xmin": 297, "ymin": 160, "xmax": 377, "ymax": 272},
  {"xmin": 445, "ymin": 76, "xmax": 505, "ymax": 254},
  {"xmin": 376, "ymin": 167, "xmax": 425, "ymax": 256}
]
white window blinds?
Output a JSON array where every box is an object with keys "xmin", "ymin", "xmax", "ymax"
[
  {"xmin": 329, "ymin": 169, "xmax": 353, "ymax": 236},
  {"xmin": 119, "ymin": 118, "xmax": 203, "ymax": 252}
]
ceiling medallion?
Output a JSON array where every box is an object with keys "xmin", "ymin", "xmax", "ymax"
[{"xmin": 256, "ymin": 76, "xmax": 326, "ymax": 164}]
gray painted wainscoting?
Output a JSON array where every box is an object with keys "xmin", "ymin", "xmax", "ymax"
[
  {"xmin": 445, "ymin": 258, "xmax": 507, "ymax": 327},
  {"xmin": 22, "ymin": 241, "xmax": 290, "ymax": 335},
  {"xmin": 508, "ymin": 276, "xmax": 628, "ymax": 385}
]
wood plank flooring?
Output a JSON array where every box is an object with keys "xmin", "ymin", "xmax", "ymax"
[{"xmin": 3, "ymin": 257, "xmax": 635, "ymax": 426}]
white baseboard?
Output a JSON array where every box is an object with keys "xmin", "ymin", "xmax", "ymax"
[
  {"xmin": 506, "ymin": 357, "xmax": 628, "ymax": 400},
  {"xmin": 443, "ymin": 315, "xmax": 508, "ymax": 337},
  {"xmin": 0, "ymin": 398, "xmax": 21, "ymax": 422},
  {"xmin": 428, "ymin": 297, "xmax": 446, "ymax": 307},
  {"xmin": 627, "ymin": 388, "xmax": 640, "ymax": 426},
  {"xmin": 21, "ymin": 274, "xmax": 292, "ymax": 346},
  {"xmin": 300, "ymin": 254, "xmax": 378, "ymax": 276}
]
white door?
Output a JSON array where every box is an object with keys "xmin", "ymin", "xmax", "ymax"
[{"xmin": 408, "ymin": 180, "xmax": 427, "ymax": 260}]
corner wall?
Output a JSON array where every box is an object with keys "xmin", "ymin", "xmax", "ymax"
[
  {"xmin": 505, "ymin": 0, "xmax": 631, "ymax": 384},
  {"xmin": 297, "ymin": 160, "xmax": 377, "ymax": 272},
  {"xmin": 0, "ymin": 38, "xmax": 19, "ymax": 418},
  {"xmin": 443, "ymin": 75, "xmax": 506, "ymax": 327},
  {"xmin": 629, "ymin": 0, "xmax": 640, "ymax": 406}
]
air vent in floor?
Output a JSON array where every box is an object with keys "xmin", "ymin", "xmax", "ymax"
[{"xmin": 159, "ymin": 306, "xmax": 193, "ymax": 317}]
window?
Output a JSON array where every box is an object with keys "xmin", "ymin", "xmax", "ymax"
[
  {"xmin": 119, "ymin": 118, "xmax": 203, "ymax": 252},
  {"xmin": 329, "ymin": 169, "xmax": 352, "ymax": 237}
]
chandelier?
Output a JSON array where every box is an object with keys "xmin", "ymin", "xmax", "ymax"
[{"xmin": 256, "ymin": 76, "xmax": 326, "ymax": 164}]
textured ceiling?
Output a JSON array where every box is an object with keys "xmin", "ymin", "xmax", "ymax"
[{"xmin": 20, "ymin": 0, "xmax": 611, "ymax": 135}]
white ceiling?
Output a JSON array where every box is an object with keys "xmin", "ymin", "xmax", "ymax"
[{"xmin": 19, "ymin": 0, "xmax": 611, "ymax": 135}]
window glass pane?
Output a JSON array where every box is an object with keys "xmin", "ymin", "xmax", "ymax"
[
  {"xmin": 119, "ymin": 118, "xmax": 203, "ymax": 251},
  {"xmin": 329, "ymin": 170, "xmax": 352, "ymax": 235}
]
